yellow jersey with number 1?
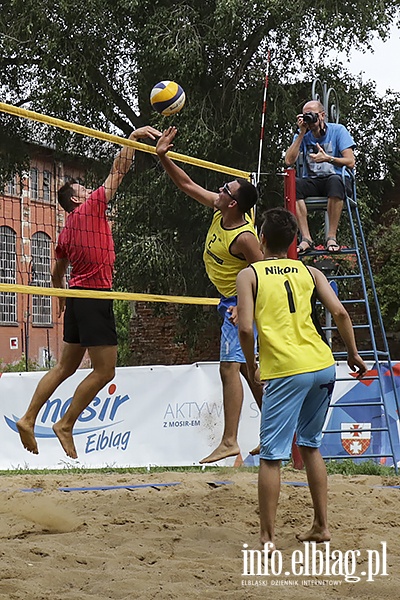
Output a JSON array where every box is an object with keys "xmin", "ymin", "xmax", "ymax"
[
  {"xmin": 203, "ymin": 210, "xmax": 258, "ymax": 298},
  {"xmin": 251, "ymin": 258, "xmax": 335, "ymax": 380}
]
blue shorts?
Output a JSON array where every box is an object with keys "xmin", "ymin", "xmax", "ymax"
[
  {"xmin": 218, "ymin": 296, "xmax": 245, "ymax": 362},
  {"xmin": 259, "ymin": 365, "xmax": 336, "ymax": 460},
  {"xmin": 217, "ymin": 296, "xmax": 257, "ymax": 363}
]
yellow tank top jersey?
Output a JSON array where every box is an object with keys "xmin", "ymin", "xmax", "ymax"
[
  {"xmin": 203, "ymin": 210, "xmax": 257, "ymax": 298},
  {"xmin": 252, "ymin": 258, "xmax": 335, "ymax": 380}
]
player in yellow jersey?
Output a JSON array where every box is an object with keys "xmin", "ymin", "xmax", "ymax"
[
  {"xmin": 237, "ymin": 207, "xmax": 366, "ymax": 550},
  {"xmin": 156, "ymin": 126, "xmax": 263, "ymax": 464}
]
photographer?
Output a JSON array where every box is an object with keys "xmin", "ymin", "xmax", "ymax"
[{"xmin": 285, "ymin": 100, "xmax": 356, "ymax": 254}]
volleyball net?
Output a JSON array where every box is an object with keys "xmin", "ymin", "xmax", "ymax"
[{"xmin": 0, "ymin": 102, "xmax": 255, "ymax": 368}]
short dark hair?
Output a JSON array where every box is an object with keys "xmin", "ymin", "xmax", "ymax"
[
  {"xmin": 57, "ymin": 179, "xmax": 78, "ymax": 212},
  {"xmin": 260, "ymin": 207, "xmax": 298, "ymax": 253},
  {"xmin": 235, "ymin": 178, "xmax": 258, "ymax": 214}
]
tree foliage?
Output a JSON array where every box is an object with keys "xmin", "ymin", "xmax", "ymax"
[
  {"xmin": 1, "ymin": 1, "xmax": 400, "ymax": 334},
  {"xmin": 371, "ymin": 208, "xmax": 400, "ymax": 331},
  {"xmin": 1, "ymin": 0, "xmax": 398, "ymax": 156}
]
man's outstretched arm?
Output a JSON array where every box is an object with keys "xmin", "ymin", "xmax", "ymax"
[
  {"xmin": 156, "ymin": 126, "xmax": 217, "ymax": 208},
  {"xmin": 104, "ymin": 125, "xmax": 162, "ymax": 202}
]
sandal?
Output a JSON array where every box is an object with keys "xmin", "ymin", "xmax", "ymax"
[
  {"xmin": 325, "ymin": 237, "xmax": 340, "ymax": 253},
  {"xmin": 297, "ymin": 238, "xmax": 314, "ymax": 255}
]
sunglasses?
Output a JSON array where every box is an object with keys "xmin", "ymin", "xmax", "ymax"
[{"xmin": 222, "ymin": 182, "xmax": 236, "ymax": 200}]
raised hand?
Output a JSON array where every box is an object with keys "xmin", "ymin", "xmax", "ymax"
[
  {"xmin": 131, "ymin": 125, "xmax": 162, "ymax": 141},
  {"xmin": 156, "ymin": 126, "xmax": 178, "ymax": 156}
]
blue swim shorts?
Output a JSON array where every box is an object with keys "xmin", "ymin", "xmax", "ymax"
[
  {"xmin": 217, "ymin": 296, "xmax": 257, "ymax": 363},
  {"xmin": 218, "ymin": 296, "xmax": 245, "ymax": 362},
  {"xmin": 259, "ymin": 365, "xmax": 336, "ymax": 460}
]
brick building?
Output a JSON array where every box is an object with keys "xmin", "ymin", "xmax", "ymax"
[
  {"xmin": 129, "ymin": 302, "xmax": 220, "ymax": 366},
  {"xmin": 0, "ymin": 144, "xmax": 86, "ymax": 367}
]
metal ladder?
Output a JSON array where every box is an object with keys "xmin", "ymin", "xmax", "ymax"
[{"xmin": 297, "ymin": 168, "xmax": 400, "ymax": 471}]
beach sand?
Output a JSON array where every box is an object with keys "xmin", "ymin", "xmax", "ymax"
[{"xmin": 0, "ymin": 469, "xmax": 399, "ymax": 599}]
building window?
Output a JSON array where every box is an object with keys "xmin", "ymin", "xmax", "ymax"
[
  {"xmin": 0, "ymin": 226, "xmax": 17, "ymax": 324},
  {"xmin": 31, "ymin": 232, "xmax": 52, "ymax": 325},
  {"xmin": 30, "ymin": 168, "xmax": 38, "ymax": 199},
  {"xmin": 5, "ymin": 176, "xmax": 18, "ymax": 196},
  {"xmin": 43, "ymin": 170, "xmax": 52, "ymax": 202}
]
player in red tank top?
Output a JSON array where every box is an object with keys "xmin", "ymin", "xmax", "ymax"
[{"xmin": 16, "ymin": 125, "xmax": 161, "ymax": 459}]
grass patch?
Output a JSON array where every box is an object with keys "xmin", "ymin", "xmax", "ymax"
[
  {"xmin": 0, "ymin": 460, "xmax": 396, "ymax": 477},
  {"xmin": 324, "ymin": 459, "xmax": 395, "ymax": 477}
]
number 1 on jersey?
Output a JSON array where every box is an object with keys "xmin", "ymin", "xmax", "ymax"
[{"xmin": 284, "ymin": 280, "xmax": 296, "ymax": 313}]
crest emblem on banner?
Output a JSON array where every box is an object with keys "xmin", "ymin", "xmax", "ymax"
[{"xmin": 341, "ymin": 423, "xmax": 371, "ymax": 455}]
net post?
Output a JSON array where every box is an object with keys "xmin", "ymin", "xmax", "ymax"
[
  {"xmin": 284, "ymin": 168, "xmax": 298, "ymax": 260},
  {"xmin": 284, "ymin": 168, "xmax": 304, "ymax": 470},
  {"xmin": 256, "ymin": 51, "xmax": 271, "ymax": 185},
  {"xmin": 250, "ymin": 172, "xmax": 258, "ymax": 227}
]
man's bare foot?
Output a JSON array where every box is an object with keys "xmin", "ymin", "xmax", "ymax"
[
  {"xmin": 250, "ymin": 444, "xmax": 260, "ymax": 456},
  {"xmin": 53, "ymin": 423, "xmax": 78, "ymax": 459},
  {"xmin": 296, "ymin": 527, "xmax": 331, "ymax": 543},
  {"xmin": 199, "ymin": 441, "xmax": 240, "ymax": 464},
  {"xmin": 16, "ymin": 418, "xmax": 38, "ymax": 454}
]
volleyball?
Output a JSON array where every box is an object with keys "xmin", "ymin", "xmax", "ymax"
[{"xmin": 150, "ymin": 81, "xmax": 186, "ymax": 116}]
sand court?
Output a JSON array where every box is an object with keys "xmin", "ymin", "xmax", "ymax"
[{"xmin": 0, "ymin": 469, "xmax": 399, "ymax": 599}]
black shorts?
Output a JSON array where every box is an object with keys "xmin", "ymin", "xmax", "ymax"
[
  {"xmin": 64, "ymin": 290, "xmax": 117, "ymax": 347},
  {"xmin": 296, "ymin": 175, "xmax": 352, "ymax": 201}
]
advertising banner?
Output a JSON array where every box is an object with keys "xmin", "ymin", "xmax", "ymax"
[
  {"xmin": 1, "ymin": 361, "xmax": 399, "ymax": 469},
  {"xmin": 0, "ymin": 363, "xmax": 260, "ymax": 469}
]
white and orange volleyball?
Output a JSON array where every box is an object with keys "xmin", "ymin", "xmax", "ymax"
[{"xmin": 150, "ymin": 81, "xmax": 186, "ymax": 116}]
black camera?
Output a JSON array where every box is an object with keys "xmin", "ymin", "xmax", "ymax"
[{"xmin": 302, "ymin": 111, "xmax": 319, "ymax": 124}]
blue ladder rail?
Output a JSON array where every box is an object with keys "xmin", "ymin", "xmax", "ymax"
[{"xmin": 300, "ymin": 167, "xmax": 400, "ymax": 472}]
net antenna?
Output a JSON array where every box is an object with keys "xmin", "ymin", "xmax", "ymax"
[{"xmin": 255, "ymin": 50, "xmax": 271, "ymax": 187}]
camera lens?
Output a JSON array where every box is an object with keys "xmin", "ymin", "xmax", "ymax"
[{"xmin": 302, "ymin": 112, "xmax": 318, "ymax": 124}]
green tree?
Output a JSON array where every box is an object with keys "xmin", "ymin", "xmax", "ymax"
[
  {"xmin": 0, "ymin": 0, "xmax": 397, "ymax": 162},
  {"xmin": 371, "ymin": 209, "xmax": 400, "ymax": 332},
  {"xmin": 1, "ymin": 1, "xmax": 399, "ymax": 349}
]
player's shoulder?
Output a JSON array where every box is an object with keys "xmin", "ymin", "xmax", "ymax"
[
  {"xmin": 328, "ymin": 122, "xmax": 350, "ymax": 135},
  {"xmin": 234, "ymin": 227, "xmax": 258, "ymax": 246},
  {"xmin": 89, "ymin": 185, "xmax": 106, "ymax": 201},
  {"xmin": 211, "ymin": 208, "xmax": 222, "ymax": 222},
  {"xmin": 83, "ymin": 186, "xmax": 107, "ymax": 212},
  {"xmin": 237, "ymin": 263, "xmax": 256, "ymax": 281}
]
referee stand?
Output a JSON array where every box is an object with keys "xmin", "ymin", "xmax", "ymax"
[{"xmin": 284, "ymin": 166, "xmax": 400, "ymax": 472}]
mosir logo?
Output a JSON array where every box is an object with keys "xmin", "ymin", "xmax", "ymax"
[{"xmin": 5, "ymin": 383, "xmax": 131, "ymax": 454}]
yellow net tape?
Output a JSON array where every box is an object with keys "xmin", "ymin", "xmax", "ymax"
[
  {"xmin": 0, "ymin": 283, "xmax": 220, "ymax": 306},
  {"xmin": 0, "ymin": 102, "xmax": 251, "ymax": 180}
]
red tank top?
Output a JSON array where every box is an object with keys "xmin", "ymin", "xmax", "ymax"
[{"xmin": 56, "ymin": 186, "xmax": 115, "ymax": 289}]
